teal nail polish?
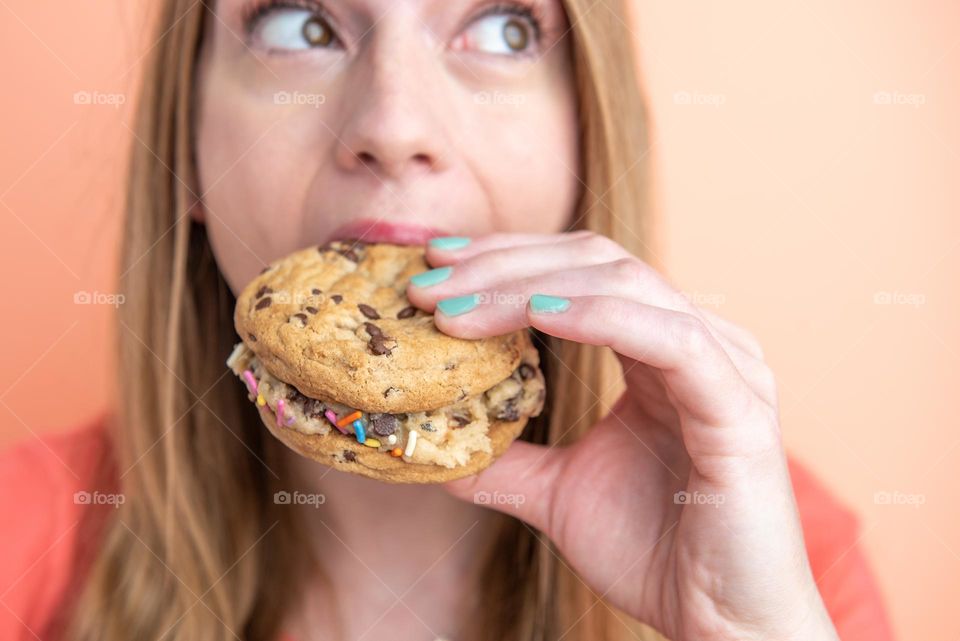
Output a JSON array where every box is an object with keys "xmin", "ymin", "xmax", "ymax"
[
  {"xmin": 529, "ymin": 294, "xmax": 571, "ymax": 314},
  {"xmin": 437, "ymin": 293, "xmax": 479, "ymax": 317},
  {"xmin": 429, "ymin": 236, "xmax": 471, "ymax": 250},
  {"xmin": 410, "ymin": 266, "xmax": 452, "ymax": 288}
]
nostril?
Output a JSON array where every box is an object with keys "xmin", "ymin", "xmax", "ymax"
[
  {"xmin": 357, "ymin": 151, "xmax": 375, "ymax": 165},
  {"xmin": 412, "ymin": 153, "xmax": 432, "ymax": 167}
]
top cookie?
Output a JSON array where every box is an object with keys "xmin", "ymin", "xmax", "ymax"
[{"xmin": 234, "ymin": 241, "xmax": 525, "ymax": 413}]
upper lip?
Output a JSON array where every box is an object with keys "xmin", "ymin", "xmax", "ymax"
[{"xmin": 325, "ymin": 218, "xmax": 451, "ymax": 246}]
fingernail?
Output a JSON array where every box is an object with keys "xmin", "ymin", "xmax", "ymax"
[
  {"xmin": 429, "ymin": 236, "xmax": 471, "ymax": 250},
  {"xmin": 437, "ymin": 293, "xmax": 479, "ymax": 317},
  {"xmin": 529, "ymin": 294, "xmax": 571, "ymax": 314},
  {"xmin": 410, "ymin": 266, "xmax": 452, "ymax": 288}
]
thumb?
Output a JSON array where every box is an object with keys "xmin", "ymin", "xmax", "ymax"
[{"xmin": 442, "ymin": 440, "xmax": 566, "ymax": 533}]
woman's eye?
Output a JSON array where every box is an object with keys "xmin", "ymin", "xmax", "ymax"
[
  {"xmin": 458, "ymin": 12, "xmax": 537, "ymax": 55},
  {"xmin": 252, "ymin": 8, "xmax": 337, "ymax": 51}
]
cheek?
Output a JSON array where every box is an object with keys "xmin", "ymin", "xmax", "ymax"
[
  {"xmin": 468, "ymin": 93, "xmax": 580, "ymax": 234},
  {"xmin": 195, "ymin": 68, "xmax": 334, "ymax": 293}
]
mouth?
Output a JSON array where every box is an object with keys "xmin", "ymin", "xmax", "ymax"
[{"xmin": 325, "ymin": 218, "xmax": 452, "ymax": 246}]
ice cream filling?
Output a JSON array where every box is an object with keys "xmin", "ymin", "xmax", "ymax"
[{"xmin": 227, "ymin": 342, "xmax": 545, "ymax": 468}]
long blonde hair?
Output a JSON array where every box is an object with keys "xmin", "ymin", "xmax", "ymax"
[{"xmin": 65, "ymin": 1, "xmax": 662, "ymax": 639}]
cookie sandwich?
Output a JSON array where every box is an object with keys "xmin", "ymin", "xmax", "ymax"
[{"xmin": 226, "ymin": 240, "xmax": 546, "ymax": 483}]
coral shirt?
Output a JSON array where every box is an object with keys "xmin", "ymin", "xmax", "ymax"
[{"xmin": 0, "ymin": 417, "xmax": 894, "ymax": 641}]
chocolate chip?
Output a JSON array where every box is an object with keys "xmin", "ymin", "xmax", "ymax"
[
  {"xmin": 293, "ymin": 313, "xmax": 308, "ymax": 324},
  {"xmin": 383, "ymin": 386, "xmax": 398, "ymax": 398},
  {"xmin": 343, "ymin": 451, "xmax": 357, "ymax": 462},
  {"xmin": 518, "ymin": 363, "xmax": 534, "ymax": 380},
  {"xmin": 370, "ymin": 413, "xmax": 397, "ymax": 436},
  {"xmin": 450, "ymin": 412, "xmax": 472, "ymax": 428},
  {"xmin": 248, "ymin": 333, "xmax": 257, "ymax": 342},
  {"xmin": 368, "ymin": 335, "xmax": 394, "ymax": 356},
  {"xmin": 338, "ymin": 248, "xmax": 360, "ymax": 262},
  {"xmin": 358, "ymin": 304, "xmax": 380, "ymax": 320},
  {"xmin": 397, "ymin": 306, "xmax": 416, "ymax": 319},
  {"xmin": 311, "ymin": 288, "xmax": 322, "ymax": 296},
  {"xmin": 303, "ymin": 398, "xmax": 325, "ymax": 419},
  {"xmin": 255, "ymin": 297, "xmax": 272, "ymax": 310},
  {"xmin": 255, "ymin": 285, "xmax": 273, "ymax": 298},
  {"xmin": 305, "ymin": 306, "xmax": 318, "ymax": 314},
  {"xmin": 496, "ymin": 401, "xmax": 520, "ymax": 422},
  {"xmin": 331, "ymin": 295, "xmax": 342, "ymax": 304},
  {"xmin": 363, "ymin": 322, "xmax": 382, "ymax": 337}
]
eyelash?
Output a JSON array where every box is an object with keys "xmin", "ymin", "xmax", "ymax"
[
  {"xmin": 242, "ymin": 0, "xmax": 333, "ymax": 38},
  {"xmin": 241, "ymin": 0, "xmax": 545, "ymax": 49}
]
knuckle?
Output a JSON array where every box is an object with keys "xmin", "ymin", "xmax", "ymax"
[
  {"xmin": 610, "ymin": 257, "xmax": 647, "ymax": 284},
  {"xmin": 580, "ymin": 232, "xmax": 623, "ymax": 258},
  {"xmin": 670, "ymin": 312, "xmax": 715, "ymax": 357}
]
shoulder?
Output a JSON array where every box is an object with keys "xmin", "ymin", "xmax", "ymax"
[
  {"xmin": 0, "ymin": 416, "xmax": 116, "ymax": 641},
  {"xmin": 787, "ymin": 455, "xmax": 895, "ymax": 641}
]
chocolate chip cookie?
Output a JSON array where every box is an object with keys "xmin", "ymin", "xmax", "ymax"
[{"xmin": 228, "ymin": 240, "xmax": 546, "ymax": 483}]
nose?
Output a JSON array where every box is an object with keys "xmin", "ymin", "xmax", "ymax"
[{"xmin": 334, "ymin": 30, "xmax": 450, "ymax": 180}]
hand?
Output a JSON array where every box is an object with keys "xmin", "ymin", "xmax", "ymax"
[{"xmin": 406, "ymin": 231, "xmax": 840, "ymax": 641}]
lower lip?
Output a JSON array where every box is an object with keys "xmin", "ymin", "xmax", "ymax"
[{"xmin": 328, "ymin": 220, "xmax": 450, "ymax": 246}]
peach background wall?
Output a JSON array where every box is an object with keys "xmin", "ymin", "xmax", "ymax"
[{"xmin": 1, "ymin": 1, "xmax": 957, "ymax": 640}]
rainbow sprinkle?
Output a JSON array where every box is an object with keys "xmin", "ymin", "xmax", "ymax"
[
  {"xmin": 352, "ymin": 419, "xmax": 366, "ymax": 444},
  {"xmin": 336, "ymin": 411, "xmax": 362, "ymax": 428},
  {"xmin": 276, "ymin": 399, "xmax": 294, "ymax": 427},
  {"xmin": 325, "ymin": 409, "xmax": 347, "ymax": 434},
  {"xmin": 242, "ymin": 370, "xmax": 258, "ymax": 395}
]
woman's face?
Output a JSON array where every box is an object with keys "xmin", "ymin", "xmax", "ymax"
[{"xmin": 196, "ymin": 0, "xmax": 581, "ymax": 294}]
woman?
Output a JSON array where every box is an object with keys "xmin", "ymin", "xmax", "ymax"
[{"xmin": 0, "ymin": 0, "xmax": 893, "ymax": 640}]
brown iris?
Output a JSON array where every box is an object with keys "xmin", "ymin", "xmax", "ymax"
[
  {"xmin": 502, "ymin": 18, "xmax": 529, "ymax": 51},
  {"xmin": 302, "ymin": 16, "xmax": 334, "ymax": 47}
]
